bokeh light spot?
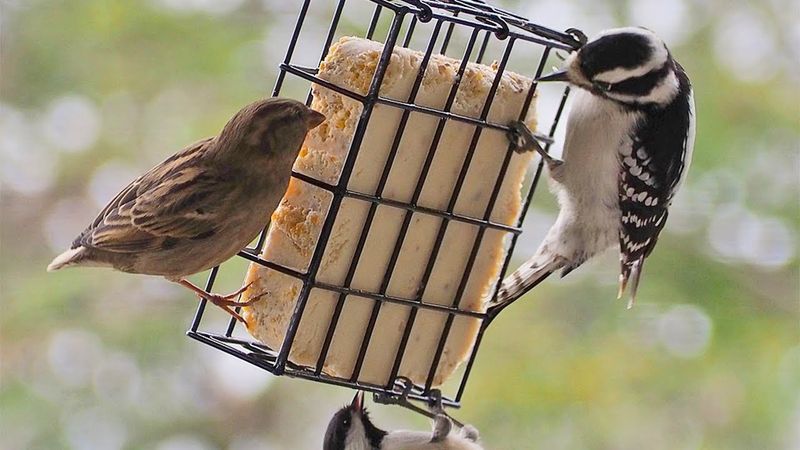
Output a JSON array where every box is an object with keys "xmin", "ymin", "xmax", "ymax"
[
  {"xmin": 41, "ymin": 95, "xmax": 101, "ymax": 154},
  {"xmin": 658, "ymin": 304, "xmax": 713, "ymax": 358}
]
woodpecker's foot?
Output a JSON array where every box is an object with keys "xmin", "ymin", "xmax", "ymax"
[
  {"xmin": 509, "ymin": 121, "xmax": 565, "ymax": 170},
  {"xmin": 509, "ymin": 121, "xmax": 543, "ymax": 154}
]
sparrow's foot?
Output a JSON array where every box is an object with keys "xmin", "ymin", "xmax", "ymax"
[
  {"xmin": 174, "ymin": 279, "xmax": 268, "ymax": 323},
  {"xmin": 204, "ymin": 282, "xmax": 269, "ymax": 307}
]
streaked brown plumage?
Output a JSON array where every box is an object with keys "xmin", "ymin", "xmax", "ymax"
[{"xmin": 48, "ymin": 97, "xmax": 325, "ymax": 322}]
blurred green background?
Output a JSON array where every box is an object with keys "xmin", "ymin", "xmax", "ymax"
[{"xmin": 1, "ymin": 0, "xmax": 798, "ymax": 449}]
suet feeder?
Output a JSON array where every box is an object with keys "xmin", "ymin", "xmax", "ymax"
[{"xmin": 187, "ymin": 0, "xmax": 583, "ymax": 416}]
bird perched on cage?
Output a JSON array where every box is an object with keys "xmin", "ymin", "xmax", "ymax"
[
  {"xmin": 495, "ymin": 27, "xmax": 695, "ymax": 308},
  {"xmin": 323, "ymin": 392, "xmax": 483, "ymax": 450},
  {"xmin": 47, "ymin": 97, "xmax": 325, "ymax": 322}
]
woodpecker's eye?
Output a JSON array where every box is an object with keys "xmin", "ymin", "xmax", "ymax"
[{"xmin": 593, "ymin": 80, "xmax": 613, "ymax": 92}]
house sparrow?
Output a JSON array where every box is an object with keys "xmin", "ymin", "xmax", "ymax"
[
  {"xmin": 323, "ymin": 392, "xmax": 484, "ymax": 450},
  {"xmin": 47, "ymin": 97, "xmax": 325, "ymax": 322}
]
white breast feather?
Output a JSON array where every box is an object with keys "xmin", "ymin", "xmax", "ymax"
[
  {"xmin": 382, "ymin": 430, "xmax": 484, "ymax": 449},
  {"xmin": 541, "ymin": 90, "xmax": 640, "ymax": 261}
]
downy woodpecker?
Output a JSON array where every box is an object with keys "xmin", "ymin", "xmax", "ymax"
[
  {"xmin": 323, "ymin": 392, "xmax": 483, "ymax": 450},
  {"xmin": 496, "ymin": 27, "xmax": 696, "ymax": 308}
]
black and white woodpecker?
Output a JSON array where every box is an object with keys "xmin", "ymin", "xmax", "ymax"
[
  {"xmin": 323, "ymin": 392, "xmax": 483, "ymax": 450},
  {"xmin": 496, "ymin": 27, "xmax": 696, "ymax": 308}
]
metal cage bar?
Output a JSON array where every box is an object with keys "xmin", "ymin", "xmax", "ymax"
[
  {"xmin": 419, "ymin": 35, "xmax": 516, "ymax": 392},
  {"xmin": 276, "ymin": 11, "xmax": 408, "ymax": 374},
  {"xmin": 187, "ymin": 0, "xmax": 582, "ymax": 411},
  {"xmin": 347, "ymin": 20, "xmax": 454, "ymax": 383},
  {"xmin": 316, "ymin": 7, "xmax": 427, "ymax": 362}
]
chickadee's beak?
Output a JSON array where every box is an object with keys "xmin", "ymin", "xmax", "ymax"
[
  {"xmin": 535, "ymin": 69, "xmax": 570, "ymax": 83},
  {"xmin": 350, "ymin": 391, "xmax": 365, "ymax": 412},
  {"xmin": 305, "ymin": 109, "xmax": 326, "ymax": 129}
]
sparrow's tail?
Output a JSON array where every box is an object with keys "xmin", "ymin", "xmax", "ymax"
[
  {"xmin": 491, "ymin": 256, "xmax": 566, "ymax": 307},
  {"xmin": 618, "ymin": 255, "xmax": 645, "ymax": 308},
  {"xmin": 47, "ymin": 247, "xmax": 87, "ymax": 272}
]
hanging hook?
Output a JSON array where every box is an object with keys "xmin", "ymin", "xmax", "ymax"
[
  {"xmin": 402, "ymin": 0, "xmax": 434, "ymax": 22},
  {"xmin": 565, "ymin": 27, "xmax": 588, "ymax": 48},
  {"xmin": 373, "ymin": 377, "xmax": 465, "ymax": 427}
]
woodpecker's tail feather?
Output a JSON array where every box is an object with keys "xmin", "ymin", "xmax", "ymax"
[
  {"xmin": 618, "ymin": 256, "xmax": 645, "ymax": 308},
  {"xmin": 491, "ymin": 257, "xmax": 566, "ymax": 307}
]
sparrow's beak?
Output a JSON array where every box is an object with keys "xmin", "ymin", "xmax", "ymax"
[
  {"xmin": 305, "ymin": 109, "xmax": 326, "ymax": 129},
  {"xmin": 535, "ymin": 69, "xmax": 570, "ymax": 83},
  {"xmin": 350, "ymin": 391, "xmax": 365, "ymax": 412}
]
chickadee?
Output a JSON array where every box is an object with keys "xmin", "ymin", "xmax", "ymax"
[
  {"xmin": 323, "ymin": 392, "xmax": 484, "ymax": 450},
  {"xmin": 47, "ymin": 97, "xmax": 325, "ymax": 322},
  {"xmin": 497, "ymin": 27, "xmax": 695, "ymax": 307}
]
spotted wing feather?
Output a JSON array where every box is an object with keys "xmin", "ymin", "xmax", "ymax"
[{"xmin": 618, "ymin": 65, "xmax": 693, "ymax": 303}]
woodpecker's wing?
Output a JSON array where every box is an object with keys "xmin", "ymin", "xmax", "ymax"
[{"xmin": 618, "ymin": 65, "xmax": 694, "ymax": 304}]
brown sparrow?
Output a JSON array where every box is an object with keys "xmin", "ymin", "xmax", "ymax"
[{"xmin": 48, "ymin": 97, "xmax": 325, "ymax": 322}]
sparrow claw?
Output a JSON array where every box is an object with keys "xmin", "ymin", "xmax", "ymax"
[
  {"xmin": 174, "ymin": 279, "xmax": 267, "ymax": 324},
  {"xmin": 232, "ymin": 290, "xmax": 269, "ymax": 307},
  {"xmin": 214, "ymin": 303, "xmax": 247, "ymax": 324},
  {"xmin": 209, "ymin": 281, "xmax": 253, "ymax": 304},
  {"xmin": 203, "ymin": 282, "xmax": 267, "ymax": 307}
]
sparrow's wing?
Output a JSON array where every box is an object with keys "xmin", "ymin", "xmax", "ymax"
[
  {"xmin": 131, "ymin": 165, "xmax": 230, "ymax": 238},
  {"xmin": 76, "ymin": 138, "xmax": 229, "ymax": 253}
]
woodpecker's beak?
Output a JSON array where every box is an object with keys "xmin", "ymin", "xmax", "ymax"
[
  {"xmin": 535, "ymin": 69, "xmax": 570, "ymax": 83},
  {"xmin": 350, "ymin": 391, "xmax": 365, "ymax": 413}
]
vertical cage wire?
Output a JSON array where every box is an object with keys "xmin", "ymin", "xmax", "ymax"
[{"xmin": 187, "ymin": 0, "xmax": 583, "ymax": 409}]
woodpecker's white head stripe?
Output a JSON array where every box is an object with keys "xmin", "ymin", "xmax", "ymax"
[{"xmin": 603, "ymin": 69, "xmax": 680, "ymax": 106}]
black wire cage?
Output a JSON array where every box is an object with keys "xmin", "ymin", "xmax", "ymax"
[{"xmin": 187, "ymin": 0, "xmax": 583, "ymax": 412}]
